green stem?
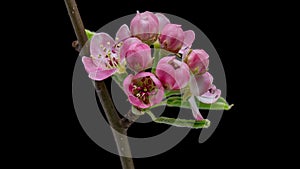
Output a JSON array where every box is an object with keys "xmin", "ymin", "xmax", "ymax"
[
  {"xmin": 112, "ymin": 72, "xmax": 128, "ymax": 90},
  {"xmin": 151, "ymin": 41, "xmax": 161, "ymax": 73}
]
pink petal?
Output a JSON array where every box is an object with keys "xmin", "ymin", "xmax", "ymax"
[
  {"xmin": 120, "ymin": 37, "xmax": 142, "ymax": 61},
  {"xmin": 155, "ymin": 13, "xmax": 170, "ymax": 32},
  {"xmin": 183, "ymin": 30, "xmax": 195, "ymax": 48},
  {"xmin": 123, "ymin": 74, "xmax": 134, "ymax": 96},
  {"xmin": 148, "ymin": 73, "xmax": 163, "ymax": 89},
  {"xmin": 196, "ymin": 85, "xmax": 221, "ymax": 104},
  {"xmin": 132, "ymin": 72, "xmax": 154, "ymax": 80},
  {"xmin": 128, "ymin": 95, "xmax": 150, "ymax": 109},
  {"xmin": 149, "ymin": 87, "xmax": 164, "ymax": 106},
  {"xmin": 173, "ymin": 62, "xmax": 190, "ymax": 89},
  {"xmin": 90, "ymin": 33, "xmax": 115, "ymax": 57},
  {"xmin": 188, "ymin": 96, "xmax": 204, "ymax": 121},
  {"xmin": 82, "ymin": 56, "xmax": 98, "ymax": 73},
  {"xmin": 190, "ymin": 72, "xmax": 213, "ymax": 96},
  {"xmin": 88, "ymin": 68, "xmax": 117, "ymax": 81},
  {"xmin": 156, "ymin": 63, "xmax": 176, "ymax": 88},
  {"xmin": 115, "ymin": 24, "xmax": 131, "ymax": 42}
]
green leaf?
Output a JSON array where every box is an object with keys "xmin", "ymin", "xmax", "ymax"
[
  {"xmin": 164, "ymin": 90, "xmax": 181, "ymax": 97},
  {"xmin": 85, "ymin": 29, "xmax": 95, "ymax": 40},
  {"xmin": 155, "ymin": 117, "xmax": 210, "ymax": 128},
  {"xmin": 166, "ymin": 96, "xmax": 233, "ymax": 110},
  {"xmin": 146, "ymin": 111, "xmax": 210, "ymax": 128}
]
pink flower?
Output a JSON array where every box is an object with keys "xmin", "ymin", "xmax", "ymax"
[
  {"xmin": 82, "ymin": 25, "xmax": 130, "ymax": 81},
  {"xmin": 156, "ymin": 56, "xmax": 190, "ymax": 90},
  {"xmin": 189, "ymin": 72, "xmax": 221, "ymax": 120},
  {"xmin": 159, "ymin": 24, "xmax": 195, "ymax": 53},
  {"xmin": 196, "ymin": 84, "xmax": 221, "ymax": 104},
  {"xmin": 130, "ymin": 11, "xmax": 170, "ymax": 44},
  {"xmin": 190, "ymin": 72, "xmax": 213, "ymax": 96},
  {"xmin": 130, "ymin": 11, "xmax": 159, "ymax": 44},
  {"xmin": 120, "ymin": 38, "xmax": 152, "ymax": 72},
  {"xmin": 123, "ymin": 72, "xmax": 164, "ymax": 109},
  {"xmin": 183, "ymin": 49, "xmax": 209, "ymax": 75}
]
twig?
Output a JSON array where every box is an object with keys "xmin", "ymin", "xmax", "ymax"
[{"xmin": 64, "ymin": 0, "xmax": 135, "ymax": 168}]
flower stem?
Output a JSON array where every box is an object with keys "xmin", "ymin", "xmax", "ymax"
[
  {"xmin": 151, "ymin": 41, "xmax": 161, "ymax": 73},
  {"xmin": 64, "ymin": 0, "xmax": 135, "ymax": 168}
]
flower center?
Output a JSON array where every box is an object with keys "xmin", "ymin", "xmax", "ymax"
[
  {"xmin": 131, "ymin": 76, "xmax": 156, "ymax": 104},
  {"xmin": 104, "ymin": 50, "xmax": 119, "ymax": 68},
  {"xmin": 92, "ymin": 43, "xmax": 120, "ymax": 69}
]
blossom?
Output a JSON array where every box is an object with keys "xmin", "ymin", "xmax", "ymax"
[
  {"xmin": 120, "ymin": 38, "xmax": 152, "ymax": 72},
  {"xmin": 82, "ymin": 25, "xmax": 130, "ymax": 81},
  {"xmin": 159, "ymin": 24, "xmax": 195, "ymax": 53},
  {"xmin": 190, "ymin": 72, "xmax": 213, "ymax": 96},
  {"xmin": 130, "ymin": 11, "xmax": 170, "ymax": 44},
  {"xmin": 183, "ymin": 49, "xmax": 209, "ymax": 75},
  {"xmin": 196, "ymin": 84, "xmax": 221, "ymax": 104},
  {"xmin": 123, "ymin": 72, "xmax": 164, "ymax": 109},
  {"xmin": 188, "ymin": 72, "xmax": 221, "ymax": 120},
  {"xmin": 156, "ymin": 56, "xmax": 190, "ymax": 90}
]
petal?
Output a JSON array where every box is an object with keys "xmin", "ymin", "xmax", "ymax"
[
  {"xmin": 115, "ymin": 24, "xmax": 131, "ymax": 42},
  {"xmin": 173, "ymin": 62, "xmax": 190, "ymax": 89},
  {"xmin": 123, "ymin": 74, "xmax": 134, "ymax": 96},
  {"xmin": 190, "ymin": 72, "xmax": 213, "ymax": 96},
  {"xmin": 120, "ymin": 37, "xmax": 142, "ymax": 61},
  {"xmin": 148, "ymin": 74, "xmax": 163, "ymax": 89},
  {"xmin": 156, "ymin": 63, "xmax": 176, "ymax": 88},
  {"xmin": 149, "ymin": 87, "xmax": 164, "ymax": 106},
  {"xmin": 183, "ymin": 30, "xmax": 195, "ymax": 48},
  {"xmin": 196, "ymin": 85, "xmax": 221, "ymax": 104},
  {"xmin": 88, "ymin": 68, "xmax": 117, "ymax": 81},
  {"xmin": 155, "ymin": 13, "xmax": 170, "ymax": 32},
  {"xmin": 188, "ymin": 96, "xmax": 204, "ymax": 121},
  {"xmin": 128, "ymin": 95, "xmax": 150, "ymax": 109},
  {"xmin": 132, "ymin": 72, "xmax": 155, "ymax": 80},
  {"xmin": 82, "ymin": 56, "xmax": 98, "ymax": 73},
  {"xmin": 90, "ymin": 33, "xmax": 115, "ymax": 57}
]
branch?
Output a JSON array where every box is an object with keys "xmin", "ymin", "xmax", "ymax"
[
  {"xmin": 64, "ymin": 0, "xmax": 87, "ymax": 47},
  {"xmin": 121, "ymin": 110, "xmax": 141, "ymax": 129},
  {"xmin": 64, "ymin": 0, "xmax": 135, "ymax": 168}
]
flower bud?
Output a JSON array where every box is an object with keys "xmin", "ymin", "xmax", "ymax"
[
  {"xmin": 184, "ymin": 49, "xmax": 209, "ymax": 75},
  {"xmin": 130, "ymin": 11, "xmax": 159, "ymax": 44},
  {"xmin": 156, "ymin": 56, "xmax": 190, "ymax": 90},
  {"xmin": 190, "ymin": 72, "xmax": 213, "ymax": 96},
  {"xmin": 159, "ymin": 24, "xmax": 185, "ymax": 53},
  {"xmin": 120, "ymin": 38, "xmax": 152, "ymax": 72}
]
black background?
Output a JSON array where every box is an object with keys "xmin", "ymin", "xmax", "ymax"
[{"xmin": 19, "ymin": 0, "xmax": 292, "ymax": 168}]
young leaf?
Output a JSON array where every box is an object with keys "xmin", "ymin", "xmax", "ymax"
[
  {"xmin": 146, "ymin": 111, "xmax": 210, "ymax": 129},
  {"xmin": 154, "ymin": 117, "xmax": 210, "ymax": 128},
  {"xmin": 85, "ymin": 29, "xmax": 95, "ymax": 40},
  {"xmin": 166, "ymin": 96, "xmax": 233, "ymax": 110}
]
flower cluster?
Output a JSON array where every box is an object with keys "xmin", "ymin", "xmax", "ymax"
[{"xmin": 82, "ymin": 11, "xmax": 222, "ymax": 122}]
